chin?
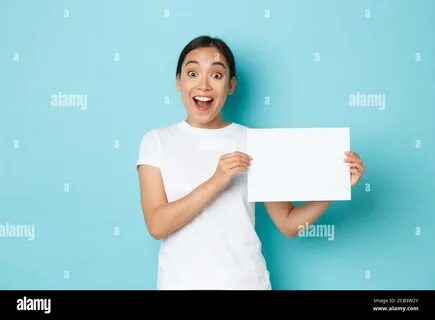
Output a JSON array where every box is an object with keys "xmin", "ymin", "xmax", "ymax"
[
  {"xmin": 189, "ymin": 111, "xmax": 215, "ymax": 122},
  {"xmin": 192, "ymin": 114, "xmax": 213, "ymax": 121}
]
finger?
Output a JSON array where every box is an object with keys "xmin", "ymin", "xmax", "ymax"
[
  {"xmin": 224, "ymin": 158, "xmax": 250, "ymax": 170},
  {"xmin": 222, "ymin": 153, "xmax": 252, "ymax": 162},
  {"xmin": 345, "ymin": 151, "xmax": 360, "ymax": 159},
  {"xmin": 226, "ymin": 162, "xmax": 249, "ymax": 173},
  {"xmin": 225, "ymin": 157, "xmax": 250, "ymax": 166},
  {"xmin": 349, "ymin": 165, "xmax": 365, "ymax": 175},
  {"xmin": 344, "ymin": 156, "xmax": 362, "ymax": 164},
  {"xmin": 220, "ymin": 153, "xmax": 233, "ymax": 160},
  {"xmin": 229, "ymin": 165, "xmax": 249, "ymax": 175},
  {"xmin": 348, "ymin": 162, "xmax": 364, "ymax": 171},
  {"xmin": 344, "ymin": 152, "xmax": 361, "ymax": 161},
  {"xmin": 347, "ymin": 160, "xmax": 363, "ymax": 167},
  {"xmin": 232, "ymin": 151, "xmax": 253, "ymax": 160},
  {"xmin": 220, "ymin": 151, "xmax": 241, "ymax": 159},
  {"xmin": 220, "ymin": 151, "xmax": 245, "ymax": 159},
  {"xmin": 354, "ymin": 162, "xmax": 365, "ymax": 172},
  {"xmin": 349, "ymin": 168, "xmax": 360, "ymax": 175}
]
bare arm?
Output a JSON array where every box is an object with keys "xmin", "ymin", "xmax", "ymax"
[
  {"xmin": 137, "ymin": 151, "xmax": 252, "ymax": 240},
  {"xmin": 264, "ymin": 201, "xmax": 332, "ymax": 237},
  {"xmin": 138, "ymin": 165, "xmax": 225, "ymax": 240}
]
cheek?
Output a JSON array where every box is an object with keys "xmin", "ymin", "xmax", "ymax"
[
  {"xmin": 179, "ymin": 77, "xmax": 193, "ymax": 89},
  {"xmin": 181, "ymin": 84, "xmax": 194, "ymax": 97},
  {"xmin": 215, "ymin": 83, "xmax": 228, "ymax": 99}
]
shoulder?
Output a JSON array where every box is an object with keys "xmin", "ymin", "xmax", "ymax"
[
  {"xmin": 154, "ymin": 122, "xmax": 180, "ymax": 136},
  {"xmin": 231, "ymin": 122, "xmax": 252, "ymax": 136},
  {"xmin": 139, "ymin": 122, "xmax": 179, "ymax": 141},
  {"xmin": 232, "ymin": 122, "xmax": 252, "ymax": 130}
]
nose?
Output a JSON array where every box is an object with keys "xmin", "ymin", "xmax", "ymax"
[{"xmin": 198, "ymin": 75, "xmax": 211, "ymax": 91}]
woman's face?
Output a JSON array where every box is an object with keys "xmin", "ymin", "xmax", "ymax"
[{"xmin": 176, "ymin": 46, "xmax": 236, "ymax": 127}]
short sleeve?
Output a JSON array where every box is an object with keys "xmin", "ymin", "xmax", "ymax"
[{"xmin": 136, "ymin": 129, "xmax": 162, "ymax": 170}]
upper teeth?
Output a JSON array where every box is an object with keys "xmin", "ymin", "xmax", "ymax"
[{"xmin": 194, "ymin": 96, "xmax": 213, "ymax": 101}]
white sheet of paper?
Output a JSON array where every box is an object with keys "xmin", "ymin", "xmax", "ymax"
[{"xmin": 247, "ymin": 127, "xmax": 351, "ymax": 202}]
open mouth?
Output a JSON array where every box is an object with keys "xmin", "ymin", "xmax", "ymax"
[{"xmin": 193, "ymin": 96, "xmax": 214, "ymax": 110}]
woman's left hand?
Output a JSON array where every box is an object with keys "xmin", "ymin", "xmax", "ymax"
[{"xmin": 344, "ymin": 151, "xmax": 365, "ymax": 187}]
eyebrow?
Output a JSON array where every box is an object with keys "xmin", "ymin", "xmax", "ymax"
[{"xmin": 184, "ymin": 60, "xmax": 226, "ymax": 70}]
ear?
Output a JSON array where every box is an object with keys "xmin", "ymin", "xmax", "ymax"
[
  {"xmin": 176, "ymin": 74, "xmax": 181, "ymax": 92},
  {"xmin": 227, "ymin": 76, "xmax": 237, "ymax": 95}
]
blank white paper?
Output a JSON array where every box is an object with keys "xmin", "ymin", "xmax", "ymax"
[{"xmin": 247, "ymin": 127, "xmax": 351, "ymax": 202}]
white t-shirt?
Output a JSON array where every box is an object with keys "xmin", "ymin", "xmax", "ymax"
[{"xmin": 136, "ymin": 120, "xmax": 271, "ymax": 290}]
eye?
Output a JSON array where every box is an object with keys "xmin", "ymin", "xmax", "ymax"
[
  {"xmin": 187, "ymin": 71, "xmax": 197, "ymax": 77},
  {"xmin": 211, "ymin": 72, "xmax": 223, "ymax": 79}
]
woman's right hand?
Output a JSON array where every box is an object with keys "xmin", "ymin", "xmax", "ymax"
[{"xmin": 209, "ymin": 151, "xmax": 252, "ymax": 191}]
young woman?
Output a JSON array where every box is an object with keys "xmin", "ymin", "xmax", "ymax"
[{"xmin": 136, "ymin": 35, "xmax": 366, "ymax": 290}]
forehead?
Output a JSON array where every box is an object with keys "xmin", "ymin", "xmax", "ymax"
[{"xmin": 184, "ymin": 47, "xmax": 228, "ymax": 67}]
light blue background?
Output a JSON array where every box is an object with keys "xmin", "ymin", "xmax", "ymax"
[{"xmin": 1, "ymin": 0, "xmax": 434, "ymax": 289}]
